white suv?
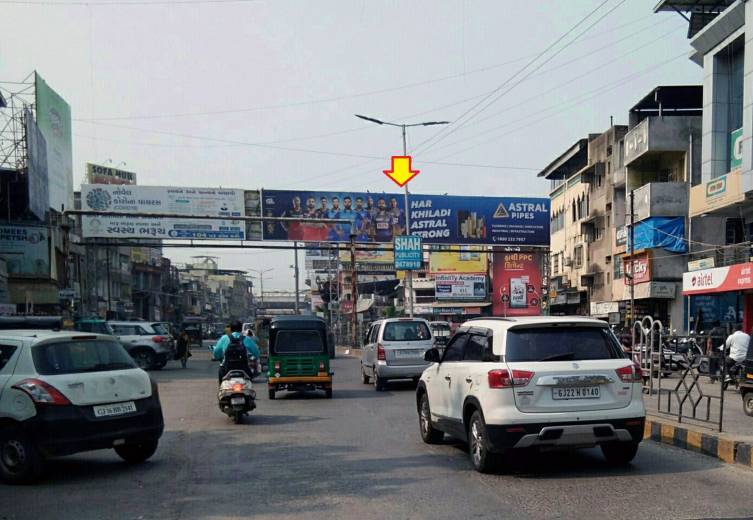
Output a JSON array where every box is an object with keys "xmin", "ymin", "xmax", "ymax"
[{"xmin": 416, "ymin": 317, "xmax": 645, "ymax": 473}]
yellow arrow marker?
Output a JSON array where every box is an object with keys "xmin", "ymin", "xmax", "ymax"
[{"xmin": 383, "ymin": 156, "xmax": 419, "ymax": 187}]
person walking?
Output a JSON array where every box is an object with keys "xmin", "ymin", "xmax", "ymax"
[{"xmin": 176, "ymin": 329, "xmax": 191, "ymax": 369}]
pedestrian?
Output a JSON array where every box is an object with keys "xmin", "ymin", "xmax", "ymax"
[{"xmin": 176, "ymin": 329, "xmax": 191, "ymax": 368}]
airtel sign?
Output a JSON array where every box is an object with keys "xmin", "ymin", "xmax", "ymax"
[{"xmin": 683, "ymin": 262, "xmax": 753, "ymax": 295}]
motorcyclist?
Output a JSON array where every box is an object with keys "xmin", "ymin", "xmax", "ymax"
[
  {"xmin": 724, "ymin": 324, "xmax": 750, "ymax": 375},
  {"xmin": 213, "ymin": 320, "xmax": 261, "ymax": 383}
]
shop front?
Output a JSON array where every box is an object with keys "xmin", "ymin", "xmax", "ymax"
[{"xmin": 683, "ymin": 262, "xmax": 753, "ymax": 333}]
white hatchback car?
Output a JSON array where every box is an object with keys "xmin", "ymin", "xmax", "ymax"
[
  {"xmin": 0, "ymin": 330, "xmax": 164, "ymax": 484},
  {"xmin": 416, "ymin": 317, "xmax": 645, "ymax": 473}
]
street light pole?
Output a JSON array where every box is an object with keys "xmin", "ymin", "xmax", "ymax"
[
  {"xmin": 249, "ymin": 268, "xmax": 274, "ymax": 307},
  {"xmin": 354, "ymin": 114, "xmax": 450, "ymax": 319}
]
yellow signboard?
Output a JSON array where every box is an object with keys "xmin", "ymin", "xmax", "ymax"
[
  {"xmin": 338, "ymin": 244, "xmax": 394, "ymax": 264},
  {"xmin": 429, "ymin": 246, "xmax": 488, "ymax": 274},
  {"xmin": 689, "ymin": 169, "xmax": 744, "ymax": 217}
]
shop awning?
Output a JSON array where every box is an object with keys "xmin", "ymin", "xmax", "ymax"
[{"xmin": 683, "ymin": 262, "xmax": 753, "ymax": 296}]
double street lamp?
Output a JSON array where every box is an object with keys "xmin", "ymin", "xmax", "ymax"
[
  {"xmin": 248, "ymin": 268, "xmax": 274, "ymax": 306},
  {"xmin": 354, "ymin": 114, "xmax": 450, "ymax": 317}
]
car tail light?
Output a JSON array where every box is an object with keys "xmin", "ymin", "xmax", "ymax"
[
  {"xmin": 487, "ymin": 369, "xmax": 534, "ymax": 389},
  {"xmin": 616, "ymin": 362, "xmax": 642, "ymax": 383},
  {"xmin": 274, "ymin": 361, "xmax": 281, "ymax": 371},
  {"xmin": 152, "ymin": 336, "xmax": 163, "ymax": 343},
  {"xmin": 12, "ymin": 379, "xmax": 70, "ymax": 405},
  {"xmin": 377, "ymin": 343, "xmax": 385, "ymax": 361},
  {"xmin": 319, "ymin": 361, "xmax": 326, "ymax": 371}
]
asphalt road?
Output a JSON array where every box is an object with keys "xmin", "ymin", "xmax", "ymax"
[{"xmin": 3, "ymin": 353, "xmax": 753, "ymax": 520}]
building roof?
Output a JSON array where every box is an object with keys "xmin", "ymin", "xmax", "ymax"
[
  {"xmin": 537, "ymin": 138, "xmax": 589, "ymax": 180},
  {"xmin": 654, "ymin": 1, "xmax": 736, "ymax": 37},
  {"xmin": 629, "ymin": 85, "xmax": 702, "ymax": 116}
]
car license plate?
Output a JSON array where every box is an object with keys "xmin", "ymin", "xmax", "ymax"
[
  {"xmin": 552, "ymin": 386, "xmax": 600, "ymax": 400},
  {"xmin": 394, "ymin": 349, "xmax": 419, "ymax": 359},
  {"xmin": 93, "ymin": 401, "xmax": 137, "ymax": 418},
  {"xmin": 231, "ymin": 397, "xmax": 245, "ymax": 405}
]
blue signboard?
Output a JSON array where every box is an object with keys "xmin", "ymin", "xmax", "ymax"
[
  {"xmin": 261, "ymin": 190, "xmax": 549, "ymax": 246},
  {"xmin": 394, "ymin": 235, "xmax": 423, "ymax": 270}
]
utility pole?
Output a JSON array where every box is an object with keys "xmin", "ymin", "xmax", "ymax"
[
  {"xmin": 354, "ymin": 114, "xmax": 450, "ymax": 318},
  {"xmin": 350, "ymin": 233, "xmax": 358, "ymax": 348},
  {"xmin": 629, "ymin": 189, "xmax": 635, "ymax": 327},
  {"xmin": 106, "ymin": 245, "xmax": 112, "ymax": 319},
  {"xmin": 293, "ymin": 241, "xmax": 300, "ymax": 314}
]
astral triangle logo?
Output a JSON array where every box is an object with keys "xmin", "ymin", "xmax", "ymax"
[{"xmin": 493, "ymin": 203, "xmax": 509, "ymax": 218}]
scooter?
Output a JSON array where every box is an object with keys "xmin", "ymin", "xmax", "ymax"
[{"xmin": 218, "ymin": 369, "xmax": 257, "ymax": 424}]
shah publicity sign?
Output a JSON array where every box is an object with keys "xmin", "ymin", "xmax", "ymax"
[
  {"xmin": 260, "ymin": 189, "xmax": 549, "ymax": 246},
  {"xmin": 0, "ymin": 225, "xmax": 50, "ymax": 276},
  {"xmin": 435, "ymin": 274, "xmax": 486, "ymax": 300},
  {"xmin": 35, "ymin": 73, "xmax": 73, "ymax": 213},
  {"xmin": 492, "ymin": 252, "xmax": 542, "ymax": 317},
  {"xmin": 80, "ymin": 185, "xmax": 246, "ymax": 240},
  {"xmin": 429, "ymin": 245, "xmax": 487, "ymax": 273},
  {"xmin": 394, "ymin": 235, "xmax": 422, "ymax": 270},
  {"xmin": 86, "ymin": 163, "xmax": 137, "ymax": 185}
]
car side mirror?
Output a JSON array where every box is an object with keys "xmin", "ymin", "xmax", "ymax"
[{"xmin": 424, "ymin": 347, "xmax": 440, "ymax": 363}]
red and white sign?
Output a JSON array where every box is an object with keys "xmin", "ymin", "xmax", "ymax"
[
  {"xmin": 682, "ymin": 262, "xmax": 753, "ymax": 295},
  {"xmin": 624, "ymin": 252, "xmax": 650, "ymax": 285}
]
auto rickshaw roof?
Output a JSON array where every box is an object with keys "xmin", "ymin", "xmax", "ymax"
[{"xmin": 270, "ymin": 315, "xmax": 327, "ymax": 330}]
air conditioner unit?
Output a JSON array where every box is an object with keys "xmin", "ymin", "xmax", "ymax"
[{"xmin": 563, "ymin": 257, "xmax": 573, "ymax": 267}]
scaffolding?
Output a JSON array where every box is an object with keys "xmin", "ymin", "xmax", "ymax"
[{"xmin": 0, "ymin": 72, "xmax": 35, "ymax": 174}]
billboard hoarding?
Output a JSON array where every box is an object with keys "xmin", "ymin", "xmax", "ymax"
[
  {"xmin": 435, "ymin": 274, "xmax": 486, "ymax": 300},
  {"xmin": 25, "ymin": 109, "xmax": 49, "ymax": 221},
  {"xmin": 0, "ymin": 225, "xmax": 50, "ymax": 276},
  {"xmin": 35, "ymin": 73, "xmax": 73, "ymax": 212},
  {"xmin": 429, "ymin": 245, "xmax": 487, "ymax": 273},
  {"xmin": 86, "ymin": 163, "xmax": 137, "ymax": 185},
  {"xmin": 80, "ymin": 185, "xmax": 246, "ymax": 240},
  {"xmin": 394, "ymin": 235, "xmax": 422, "ymax": 270},
  {"xmin": 261, "ymin": 189, "xmax": 549, "ymax": 246},
  {"xmin": 492, "ymin": 252, "xmax": 542, "ymax": 316}
]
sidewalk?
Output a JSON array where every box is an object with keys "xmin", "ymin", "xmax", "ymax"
[{"xmin": 642, "ymin": 373, "xmax": 753, "ymax": 470}]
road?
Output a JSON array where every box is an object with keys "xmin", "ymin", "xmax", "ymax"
[{"xmin": 2, "ymin": 353, "xmax": 753, "ymax": 520}]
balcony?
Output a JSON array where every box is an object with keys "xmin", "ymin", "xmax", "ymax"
[
  {"xmin": 623, "ymin": 116, "xmax": 700, "ymax": 167},
  {"xmin": 688, "ymin": 243, "xmax": 752, "ymax": 269},
  {"xmin": 630, "ymin": 182, "xmax": 688, "ymax": 223}
]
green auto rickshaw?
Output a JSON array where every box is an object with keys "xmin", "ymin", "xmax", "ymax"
[{"xmin": 267, "ymin": 316, "xmax": 333, "ymax": 400}]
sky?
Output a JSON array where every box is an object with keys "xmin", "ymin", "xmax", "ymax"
[{"xmin": 2, "ymin": 0, "xmax": 699, "ymax": 291}]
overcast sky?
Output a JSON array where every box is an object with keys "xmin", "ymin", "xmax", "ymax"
[{"xmin": 3, "ymin": 0, "xmax": 699, "ymax": 291}]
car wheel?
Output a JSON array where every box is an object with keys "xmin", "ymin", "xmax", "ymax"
[
  {"xmin": 325, "ymin": 388, "xmax": 333, "ymax": 399},
  {"xmin": 153, "ymin": 354, "xmax": 168, "ymax": 370},
  {"xmin": 601, "ymin": 441, "xmax": 639, "ymax": 465},
  {"xmin": 133, "ymin": 349, "xmax": 156, "ymax": 370},
  {"xmin": 374, "ymin": 373, "xmax": 386, "ymax": 392},
  {"xmin": 468, "ymin": 411, "xmax": 498, "ymax": 473},
  {"xmin": 361, "ymin": 365, "xmax": 370, "ymax": 384},
  {"xmin": 268, "ymin": 389, "xmax": 276, "ymax": 400},
  {"xmin": 114, "ymin": 438, "xmax": 159, "ymax": 464},
  {"xmin": 0, "ymin": 429, "xmax": 43, "ymax": 485},
  {"xmin": 418, "ymin": 393, "xmax": 443, "ymax": 444},
  {"xmin": 743, "ymin": 393, "xmax": 753, "ymax": 417}
]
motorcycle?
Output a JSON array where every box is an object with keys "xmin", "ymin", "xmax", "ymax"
[{"xmin": 218, "ymin": 369, "xmax": 257, "ymax": 424}]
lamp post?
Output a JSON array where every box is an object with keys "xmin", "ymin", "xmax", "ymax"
[
  {"xmin": 249, "ymin": 268, "xmax": 274, "ymax": 306},
  {"xmin": 354, "ymin": 114, "xmax": 450, "ymax": 317}
]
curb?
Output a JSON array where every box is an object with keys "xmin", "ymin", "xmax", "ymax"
[{"xmin": 644, "ymin": 415, "xmax": 753, "ymax": 469}]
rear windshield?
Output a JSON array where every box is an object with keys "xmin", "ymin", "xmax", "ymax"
[
  {"xmin": 275, "ymin": 330, "xmax": 323, "ymax": 354},
  {"xmin": 33, "ymin": 340, "xmax": 137, "ymax": 375},
  {"xmin": 383, "ymin": 321, "xmax": 431, "ymax": 341},
  {"xmin": 505, "ymin": 326, "xmax": 624, "ymax": 362}
]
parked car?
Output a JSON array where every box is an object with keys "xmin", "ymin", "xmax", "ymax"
[
  {"xmin": 361, "ymin": 318, "xmax": 434, "ymax": 391},
  {"xmin": 0, "ymin": 330, "xmax": 164, "ymax": 484},
  {"xmin": 416, "ymin": 317, "xmax": 646, "ymax": 473},
  {"xmin": 108, "ymin": 321, "xmax": 175, "ymax": 370}
]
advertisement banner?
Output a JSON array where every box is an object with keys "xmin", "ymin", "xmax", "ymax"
[
  {"xmin": 80, "ymin": 185, "xmax": 245, "ymax": 240},
  {"xmin": 338, "ymin": 244, "xmax": 394, "ymax": 270},
  {"xmin": 261, "ymin": 189, "xmax": 549, "ymax": 246},
  {"xmin": 0, "ymin": 225, "xmax": 50, "ymax": 276},
  {"xmin": 435, "ymin": 274, "xmax": 486, "ymax": 300},
  {"xmin": 24, "ymin": 109, "xmax": 49, "ymax": 222},
  {"xmin": 683, "ymin": 262, "xmax": 753, "ymax": 295},
  {"xmin": 492, "ymin": 252, "xmax": 542, "ymax": 316},
  {"xmin": 731, "ymin": 127, "xmax": 743, "ymax": 170},
  {"xmin": 429, "ymin": 245, "xmax": 488, "ymax": 273},
  {"xmin": 35, "ymin": 73, "xmax": 73, "ymax": 213},
  {"xmin": 623, "ymin": 252, "xmax": 651, "ymax": 285},
  {"xmin": 689, "ymin": 169, "xmax": 744, "ymax": 217},
  {"xmin": 394, "ymin": 235, "xmax": 422, "ymax": 270},
  {"xmin": 86, "ymin": 163, "xmax": 137, "ymax": 185}
]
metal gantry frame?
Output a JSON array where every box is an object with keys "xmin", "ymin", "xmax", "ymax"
[{"xmin": 0, "ymin": 74, "xmax": 35, "ymax": 174}]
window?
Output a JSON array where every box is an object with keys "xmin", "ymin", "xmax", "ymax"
[
  {"xmin": 505, "ymin": 326, "xmax": 624, "ymax": 362},
  {"xmin": 442, "ymin": 333, "xmax": 468, "ymax": 362},
  {"xmin": 383, "ymin": 321, "xmax": 431, "ymax": 341},
  {"xmin": 32, "ymin": 340, "xmax": 136, "ymax": 375},
  {"xmin": 274, "ymin": 330, "xmax": 324, "ymax": 354},
  {"xmin": 574, "ymin": 245, "xmax": 584, "ymax": 269},
  {"xmin": 725, "ymin": 218, "xmax": 744, "ymax": 245},
  {"xmin": 464, "ymin": 334, "xmax": 491, "ymax": 362},
  {"xmin": 369, "ymin": 324, "xmax": 379, "ymax": 344},
  {"xmin": 572, "ymin": 200, "xmax": 576, "ymax": 222},
  {"xmin": 614, "ymin": 255, "xmax": 623, "ymax": 279},
  {"xmin": 552, "ymin": 253, "xmax": 560, "ymax": 274},
  {"xmin": 0, "ymin": 344, "xmax": 17, "ymax": 371},
  {"xmin": 111, "ymin": 325, "xmax": 140, "ymax": 336}
]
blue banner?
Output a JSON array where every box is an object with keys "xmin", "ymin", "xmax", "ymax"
[
  {"xmin": 261, "ymin": 190, "xmax": 549, "ymax": 246},
  {"xmin": 394, "ymin": 235, "xmax": 422, "ymax": 270},
  {"xmin": 628, "ymin": 217, "xmax": 687, "ymax": 253}
]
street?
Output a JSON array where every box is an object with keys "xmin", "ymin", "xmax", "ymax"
[{"xmin": 2, "ymin": 353, "xmax": 753, "ymax": 520}]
